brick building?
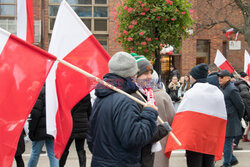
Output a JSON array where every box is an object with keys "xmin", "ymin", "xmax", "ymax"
[{"xmin": 0, "ymin": 0, "xmax": 249, "ymax": 81}]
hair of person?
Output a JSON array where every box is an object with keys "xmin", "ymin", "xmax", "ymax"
[{"xmin": 208, "ymin": 63, "xmax": 219, "ymax": 72}]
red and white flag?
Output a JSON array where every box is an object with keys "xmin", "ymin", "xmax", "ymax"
[
  {"xmin": 17, "ymin": 0, "xmax": 34, "ymax": 43},
  {"xmin": 244, "ymin": 50, "xmax": 250, "ymax": 78},
  {"xmin": 235, "ymin": 31, "xmax": 239, "ymax": 41},
  {"xmin": 46, "ymin": 0, "xmax": 110, "ymax": 158},
  {"xmin": 0, "ymin": 28, "xmax": 56, "ymax": 167},
  {"xmin": 225, "ymin": 28, "xmax": 233, "ymax": 40},
  {"xmin": 214, "ymin": 50, "xmax": 235, "ymax": 73},
  {"xmin": 165, "ymin": 83, "xmax": 227, "ymax": 161}
]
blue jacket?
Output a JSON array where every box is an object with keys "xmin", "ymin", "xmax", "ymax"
[
  {"xmin": 207, "ymin": 72, "xmax": 219, "ymax": 87},
  {"xmin": 220, "ymin": 81, "xmax": 245, "ymax": 137},
  {"xmin": 87, "ymin": 74, "xmax": 158, "ymax": 167}
]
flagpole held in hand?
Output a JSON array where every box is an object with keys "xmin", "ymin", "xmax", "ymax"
[{"xmin": 57, "ymin": 58, "xmax": 182, "ymax": 146}]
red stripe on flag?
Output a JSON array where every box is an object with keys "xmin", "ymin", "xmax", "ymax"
[
  {"xmin": 54, "ymin": 35, "xmax": 110, "ymax": 158},
  {"xmin": 165, "ymin": 111, "xmax": 226, "ymax": 161},
  {"xmin": 219, "ymin": 60, "xmax": 234, "ymax": 73},
  {"xmin": 0, "ymin": 34, "xmax": 55, "ymax": 166},
  {"xmin": 26, "ymin": 0, "xmax": 34, "ymax": 43}
]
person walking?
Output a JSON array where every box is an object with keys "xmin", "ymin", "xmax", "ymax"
[
  {"xmin": 218, "ymin": 70, "xmax": 245, "ymax": 167},
  {"xmin": 59, "ymin": 94, "xmax": 92, "ymax": 167},
  {"xmin": 167, "ymin": 75, "xmax": 181, "ymax": 111},
  {"xmin": 28, "ymin": 86, "xmax": 59, "ymax": 167},
  {"xmin": 87, "ymin": 51, "xmax": 158, "ymax": 166}
]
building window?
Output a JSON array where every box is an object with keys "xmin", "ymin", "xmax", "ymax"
[
  {"xmin": 49, "ymin": 0, "xmax": 108, "ymax": 50},
  {"xmin": 0, "ymin": 0, "xmax": 17, "ymax": 34},
  {"xmin": 196, "ymin": 40, "xmax": 210, "ymax": 65}
]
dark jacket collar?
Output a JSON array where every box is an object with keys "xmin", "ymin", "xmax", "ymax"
[
  {"xmin": 95, "ymin": 73, "xmax": 138, "ymax": 98},
  {"xmin": 220, "ymin": 80, "xmax": 231, "ymax": 90}
]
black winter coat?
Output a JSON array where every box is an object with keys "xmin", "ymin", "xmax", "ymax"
[
  {"xmin": 207, "ymin": 72, "xmax": 219, "ymax": 88},
  {"xmin": 71, "ymin": 94, "xmax": 92, "ymax": 139},
  {"xmin": 15, "ymin": 130, "xmax": 25, "ymax": 156},
  {"xmin": 234, "ymin": 79, "xmax": 250, "ymax": 121},
  {"xmin": 29, "ymin": 86, "xmax": 53, "ymax": 141},
  {"xmin": 87, "ymin": 74, "xmax": 158, "ymax": 167},
  {"xmin": 220, "ymin": 81, "xmax": 245, "ymax": 137}
]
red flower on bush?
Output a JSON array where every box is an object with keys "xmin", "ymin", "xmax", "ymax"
[
  {"xmin": 139, "ymin": 32, "xmax": 145, "ymax": 36},
  {"xmin": 128, "ymin": 37, "xmax": 133, "ymax": 41},
  {"xmin": 128, "ymin": 7, "xmax": 133, "ymax": 13},
  {"xmin": 171, "ymin": 18, "xmax": 175, "ymax": 21},
  {"xmin": 128, "ymin": 25, "xmax": 133, "ymax": 29},
  {"xmin": 141, "ymin": 42, "xmax": 147, "ymax": 45},
  {"xmin": 181, "ymin": 12, "xmax": 185, "ymax": 14},
  {"xmin": 141, "ymin": 12, "xmax": 146, "ymax": 15},
  {"xmin": 124, "ymin": 6, "xmax": 127, "ymax": 10}
]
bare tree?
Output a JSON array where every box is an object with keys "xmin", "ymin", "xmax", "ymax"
[{"xmin": 194, "ymin": 0, "xmax": 250, "ymax": 45}]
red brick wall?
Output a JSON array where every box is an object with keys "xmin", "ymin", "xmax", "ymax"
[
  {"xmin": 108, "ymin": 0, "xmax": 123, "ymax": 56},
  {"xmin": 180, "ymin": 0, "xmax": 250, "ymax": 75}
]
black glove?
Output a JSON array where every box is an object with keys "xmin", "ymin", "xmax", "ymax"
[{"xmin": 162, "ymin": 122, "xmax": 172, "ymax": 132}]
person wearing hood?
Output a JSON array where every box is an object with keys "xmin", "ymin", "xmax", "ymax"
[{"xmin": 87, "ymin": 51, "xmax": 158, "ymax": 167}]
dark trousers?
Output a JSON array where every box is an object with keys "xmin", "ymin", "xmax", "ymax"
[
  {"xmin": 15, "ymin": 155, "xmax": 24, "ymax": 167},
  {"xmin": 186, "ymin": 150, "xmax": 215, "ymax": 167},
  {"xmin": 234, "ymin": 127, "xmax": 244, "ymax": 146},
  {"xmin": 59, "ymin": 138, "xmax": 86, "ymax": 167}
]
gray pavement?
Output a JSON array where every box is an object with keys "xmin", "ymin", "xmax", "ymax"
[{"xmin": 12, "ymin": 140, "xmax": 249, "ymax": 167}]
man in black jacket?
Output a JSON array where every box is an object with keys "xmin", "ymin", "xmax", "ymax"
[
  {"xmin": 218, "ymin": 70, "xmax": 245, "ymax": 167},
  {"xmin": 27, "ymin": 86, "xmax": 59, "ymax": 167},
  {"xmin": 59, "ymin": 94, "xmax": 92, "ymax": 167},
  {"xmin": 87, "ymin": 51, "xmax": 158, "ymax": 166}
]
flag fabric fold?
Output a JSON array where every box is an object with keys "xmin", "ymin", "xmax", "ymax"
[
  {"xmin": 214, "ymin": 50, "xmax": 235, "ymax": 73},
  {"xmin": 165, "ymin": 83, "xmax": 227, "ymax": 161},
  {"xmin": 17, "ymin": 0, "xmax": 34, "ymax": 43},
  {"xmin": 46, "ymin": 0, "xmax": 110, "ymax": 158},
  {"xmin": 244, "ymin": 50, "xmax": 250, "ymax": 78},
  {"xmin": 0, "ymin": 28, "xmax": 56, "ymax": 167}
]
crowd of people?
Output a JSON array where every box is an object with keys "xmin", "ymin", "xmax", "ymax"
[{"xmin": 14, "ymin": 51, "xmax": 250, "ymax": 167}]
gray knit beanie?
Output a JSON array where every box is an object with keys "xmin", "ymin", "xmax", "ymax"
[
  {"xmin": 131, "ymin": 53, "xmax": 153, "ymax": 77},
  {"xmin": 108, "ymin": 51, "xmax": 138, "ymax": 78}
]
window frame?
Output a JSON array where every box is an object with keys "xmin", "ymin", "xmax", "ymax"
[{"xmin": 0, "ymin": 0, "xmax": 17, "ymax": 34}]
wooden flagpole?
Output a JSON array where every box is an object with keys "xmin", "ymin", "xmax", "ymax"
[{"xmin": 57, "ymin": 58, "xmax": 181, "ymax": 146}]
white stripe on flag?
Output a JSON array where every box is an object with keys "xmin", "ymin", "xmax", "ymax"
[
  {"xmin": 214, "ymin": 50, "xmax": 226, "ymax": 67},
  {"xmin": 177, "ymin": 83, "xmax": 227, "ymax": 120},
  {"xmin": 0, "ymin": 28, "xmax": 10, "ymax": 54},
  {"xmin": 46, "ymin": 0, "xmax": 92, "ymax": 137},
  {"xmin": 244, "ymin": 50, "xmax": 250, "ymax": 73},
  {"xmin": 17, "ymin": 0, "xmax": 27, "ymax": 40}
]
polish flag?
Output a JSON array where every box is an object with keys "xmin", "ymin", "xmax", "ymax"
[
  {"xmin": 17, "ymin": 0, "xmax": 34, "ymax": 43},
  {"xmin": 214, "ymin": 50, "xmax": 235, "ymax": 73},
  {"xmin": 244, "ymin": 50, "xmax": 250, "ymax": 78},
  {"xmin": 225, "ymin": 28, "xmax": 233, "ymax": 40},
  {"xmin": 235, "ymin": 31, "xmax": 239, "ymax": 41},
  {"xmin": 46, "ymin": 0, "xmax": 110, "ymax": 158},
  {"xmin": 165, "ymin": 83, "xmax": 227, "ymax": 161},
  {"xmin": 0, "ymin": 28, "xmax": 56, "ymax": 167}
]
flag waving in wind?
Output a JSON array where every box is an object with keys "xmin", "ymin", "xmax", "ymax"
[
  {"xmin": 17, "ymin": 0, "xmax": 34, "ymax": 43},
  {"xmin": 214, "ymin": 50, "xmax": 235, "ymax": 73},
  {"xmin": 46, "ymin": 0, "xmax": 110, "ymax": 158},
  {"xmin": 0, "ymin": 28, "xmax": 56, "ymax": 167},
  {"xmin": 244, "ymin": 50, "xmax": 250, "ymax": 79}
]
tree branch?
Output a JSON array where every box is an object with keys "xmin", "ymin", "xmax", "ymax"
[{"xmin": 234, "ymin": 0, "xmax": 247, "ymax": 12}]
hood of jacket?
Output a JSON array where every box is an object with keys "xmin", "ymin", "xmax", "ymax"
[{"xmin": 95, "ymin": 73, "xmax": 138, "ymax": 98}]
